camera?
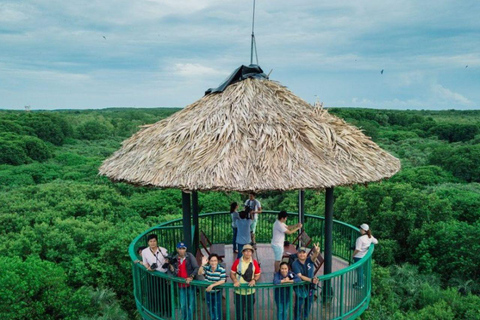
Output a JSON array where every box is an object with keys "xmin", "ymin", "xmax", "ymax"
[
  {"xmin": 150, "ymin": 263, "xmax": 158, "ymax": 270},
  {"xmin": 162, "ymin": 254, "xmax": 175, "ymax": 269},
  {"xmin": 288, "ymin": 273, "xmax": 295, "ymax": 280},
  {"xmin": 244, "ymin": 205, "xmax": 253, "ymax": 219}
]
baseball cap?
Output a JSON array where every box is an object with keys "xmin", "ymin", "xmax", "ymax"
[
  {"xmin": 176, "ymin": 242, "xmax": 187, "ymax": 249},
  {"xmin": 360, "ymin": 224, "xmax": 369, "ymax": 231},
  {"xmin": 298, "ymin": 247, "xmax": 307, "ymax": 253}
]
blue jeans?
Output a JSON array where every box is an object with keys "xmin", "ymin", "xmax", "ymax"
[
  {"xmin": 233, "ymin": 227, "xmax": 238, "ymax": 251},
  {"xmin": 294, "ymin": 291, "xmax": 313, "ymax": 320},
  {"xmin": 206, "ymin": 290, "xmax": 223, "ymax": 320},
  {"xmin": 353, "ymin": 257, "xmax": 364, "ymax": 287},
  {"xmin": 237, "ymin": 243, "xmax": 245, "ymax": 259},
  {"xmin": 179, "ymin": 286, "xmax": 196, "ymax": 320},
  {"xmin": 275, "ymin": 297, "xmax": 290, "ymax": 320}
]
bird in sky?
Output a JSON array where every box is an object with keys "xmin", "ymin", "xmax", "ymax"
[
  {"xmin": 103, "ymin": 36, "xmax": 106, "ymax": 40},
  {"xmin": 381, "ymin": 69, "xmax": 384, "ymax": 74},
  {"xmin": 465, "ymin": 65, "xmax": 468, "ymax": 68}
]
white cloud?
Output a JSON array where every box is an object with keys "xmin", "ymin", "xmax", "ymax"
[
  {"xmin": 431, "ymin": 84, "xmax": 474, "ymax": 106},
  {"xmin": 173, "ymin": 63, "xmax": 225, "ymax": 78}
]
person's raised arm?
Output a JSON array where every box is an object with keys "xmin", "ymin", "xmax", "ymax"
[
  {"xmin": 285, "ymin": 223, "xmax": 302, "ymax": 235},
  {"xmin": 311, "ymin": 242, "xmax": 320, "ymax": 262},
  {"xmin": 198, "ymin": 256, "xmax": 208, "ymax": 275}
]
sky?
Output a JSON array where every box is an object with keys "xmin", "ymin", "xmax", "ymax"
[{"xmin": 1, "ymin": 0, "xmax": 479, "ymax": 110}]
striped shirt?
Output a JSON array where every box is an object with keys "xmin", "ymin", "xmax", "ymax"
[{"xmin": 203, "ymin": 264, "xmax": 227, "ymax": 290}]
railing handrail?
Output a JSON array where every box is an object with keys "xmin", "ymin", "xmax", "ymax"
[{"xmin": 128, "ymin": 210, "xmax": 374, "ymax": 283}]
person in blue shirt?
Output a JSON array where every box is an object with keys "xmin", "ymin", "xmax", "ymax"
[
  {"xmin": 292, "ymin": 244, "xmax": 320, "ymax": 320},
  {"xmin": 273, "ymin": 262, "xmax": 301, "ymax": 320},
  {"xmin": 236, "ymin": 210, "xmax": 253, "ymax": 258}
]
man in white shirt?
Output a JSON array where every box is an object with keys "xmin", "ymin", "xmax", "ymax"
[
  {"xmin": 271, "ymin": 210, "xmax": 302, "ymax": 272},
  {"xmin": 245, "ymin": 192, "xmax": 262, "ymax": 247},
  {"xmin": 142, "ymin": 234, "xmax": 168, "ymax": 273},
  {"xmin": 140, "ymin": 234, "xmax": 171, "ymax": 316}
]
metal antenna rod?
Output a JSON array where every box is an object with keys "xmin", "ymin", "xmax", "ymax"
[{"xmin": 250, "ymin": 0, "xmax": 257, "ymax": 65}]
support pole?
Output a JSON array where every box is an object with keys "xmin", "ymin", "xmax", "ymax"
[
  {"xmin": 192, "ymin": 191, "xmax": 200, "ymax": 254},
  {"xmin": 298, "ymin": 189, "xmax": 305, "ymax": 240},
  {"xmin": 322, "ymin": 187, "xmax": 334, "ymax": 301},
  {"xmin": 324, "ymin": 187, "xmax": 334, "ymax": 274},
  {"xmin": 182, "ymin": 191, "xmax": 193, "ymax": 253}
]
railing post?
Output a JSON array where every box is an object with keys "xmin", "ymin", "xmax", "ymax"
[
  {"xmin": 170, "ymin": 278, "xmax": 175, "ymax": 319},
  {"xmin": 225, "ymin": 287, "xmax": 230, "ymax": 320},
  {"xmin": 339, "ymin": 274, "xmax": 344, "ymax": 319}
]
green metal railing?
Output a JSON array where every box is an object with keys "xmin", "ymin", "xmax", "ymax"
[{"xmin": 129, "ymin": 211, "xmax": 374, "ymax": 320}]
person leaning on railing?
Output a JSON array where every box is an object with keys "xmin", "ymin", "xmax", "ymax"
[
  {"xmin": 273, "ymin": 261, "xmax": 301, "ymax": 320},
  {"xmin": 352, "ymin": 223, "xmax": 378, "ymax": 289},
  {"xmin": 134, "ymin": 246, "xmax": 147, "ymax": 266},
  {"xmin": 230, "ymin": 244, "xmax": 261, "ymax": 320},
  {"xmin": 199, "ymin": 254, "xmax": 227, "ymax": 320},
  {"xmin": 292, "ymin": 244, "xmax": 320, "ymax": 320},
  {"xmin": 168, "ymin": 242, "xmax": 199, "ymax": 320},
  {"xmin": 141, "ymin": 234, "xmax": 171, "ymax": 316}
]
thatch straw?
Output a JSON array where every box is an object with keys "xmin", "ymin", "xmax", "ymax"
[{"xmin": 99, "ymin": 78, "xmax": 400, "ymax": 192}]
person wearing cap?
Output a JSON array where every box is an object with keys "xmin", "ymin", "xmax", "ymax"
[
  {"xmin": 352, "ymin": 223, "xmax": 378, "ymax": 289},
  {"xmin": 292, "ymin": 243, "xmax": 320, "ymax": 320},
  {"xmin": 230, "ymin": 244, "xmax": 261, "ymax": 320},
  {"xmin": 170, "ymin": 242, "xmax": 199, "ymax": 320},
  {"xmin": 271, "ymin": 210, "xmax": 302, "ymax": 272}
]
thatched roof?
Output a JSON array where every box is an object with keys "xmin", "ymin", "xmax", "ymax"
[{"xmin": 99, "ymin": 78, "xmax": 400, "ymax": 192}]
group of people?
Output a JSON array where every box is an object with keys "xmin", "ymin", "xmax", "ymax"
[
  {"xmin": 136, "ymin": 193, "xmax": 378, "ymax": 320},
  {"xmin": 230, "ymin": 192, "xmax": 262, "ymax": 257},
  {"xmin": 138, "ymin": 234, "xmax": 260, "ymax": 320}
]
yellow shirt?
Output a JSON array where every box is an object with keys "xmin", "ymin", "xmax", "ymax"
[{"xmin": 234, "ymin": 258, "xmax": 257, "ymax": 295}]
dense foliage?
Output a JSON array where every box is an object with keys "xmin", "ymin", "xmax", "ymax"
[{"xmin": 0, "ymin": 107, "xmax": 479, "ymax": 319}]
